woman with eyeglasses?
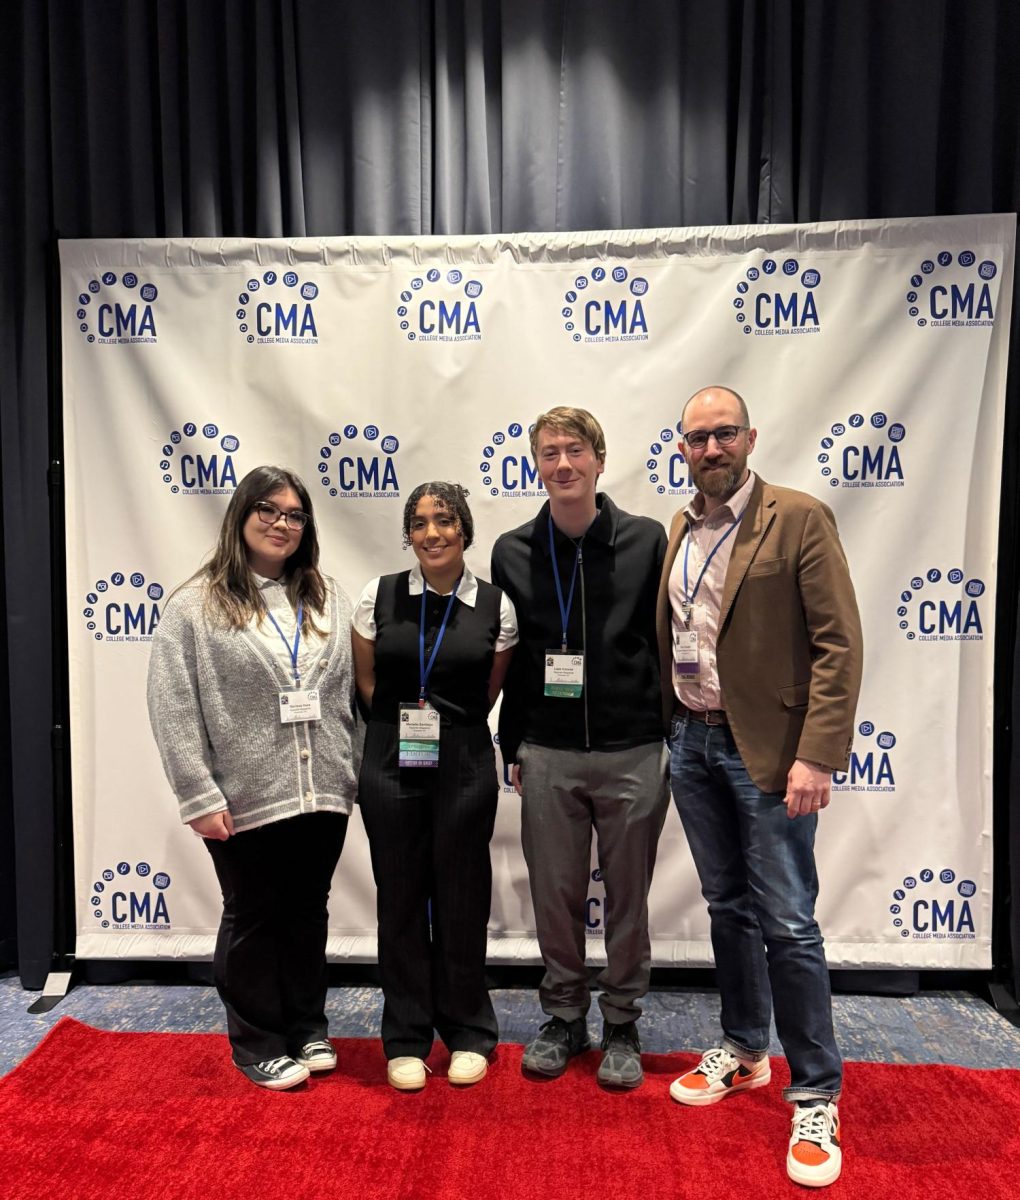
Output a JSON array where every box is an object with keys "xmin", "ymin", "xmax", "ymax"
[
  {"xmin": 352, "ymin": 482, "xmax": 517, "ymax": 1091},
  {"xmin": 147, "ymin": 465, "xmax": 357, "ymax": 1091}
]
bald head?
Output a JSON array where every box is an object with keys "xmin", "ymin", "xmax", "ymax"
[{"xmin": 681, "ymin": 386, "xmax": 749, "ymax": 430}]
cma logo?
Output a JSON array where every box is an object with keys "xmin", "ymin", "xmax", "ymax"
[
  {"xmin": 890, "ymin": 868, "xmax": 976, "ymax": 940},
  {"xmin": 91, "ymin": 862, "xmax": 172, "ymax": 930},
  {"xmin": 897, "ymin": 568, "xmax": 985, "ymax": 642},
  {"xmin": 76, "ymin": 272, "xmax": 158, "ymax": 344},
  {"xmin": 317, "ymin": 425, "xmax": 401, "ymax": 499},
  {"xmin": 561, "ymin": 265, "xmax": 650, "ymax": 344},
  {"xmin": 832, "ymin": 721, "xmax": 896, "ymax": 793},
  {"xmin": 905, "ymin": 251, "xmax": 997, "ymax": 328},
  {"xmin": 236, "ymin": 270, "xmax": 319, "ymax": 344},
  {"xmin": 480, "ymin": 424, "xmax": 545, "ymax": 499},
  {"xmin": 159, "ymin": 422, "xmax": 240, "ymax": 495},
  {"xmin": 397, "ymin": 268, "xmax": 483, "ymax": 342},
  {"xmin": 83, "ymin": 573, "xmax": 164, "ymax": 643},
  {"xmin": 733, "ymin": 258, "xmax": 821, "ymax": 337},
  {"xmin": 586, "ymin": 866, "xmax": 606, "ymax": 935},
  {"xmin": 493, "ymin": 733, "xmax": 517, "ymax": 794},
  {"xmin": 818, "ymin": 412, "xmax": 905, "ymax": 490},
  {"xmin": 646, "ymin": 422, "xmax": 694, "ymax": 495}
]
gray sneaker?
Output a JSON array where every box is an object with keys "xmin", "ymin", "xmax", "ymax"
[
  {"xmin": 597, "ymin": 1021, "xmax": 643, "ymax": 1089},
  {"xmin": 521, "ymin": 1016, "xmax": 590, "ymax": 1077}
]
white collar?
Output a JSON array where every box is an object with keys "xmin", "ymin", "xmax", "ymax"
[
  {"xmin": 408, "ymin": 561, "xmax": 478, "ymax": 608},
  {"xmin": 253, "ymin": 572, "xmax": 285, "ymax": 590}
]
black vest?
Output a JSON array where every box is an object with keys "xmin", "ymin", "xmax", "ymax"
[{"xmin": 370, "ymin": 571, "xmax": 503, "ymax": 726}]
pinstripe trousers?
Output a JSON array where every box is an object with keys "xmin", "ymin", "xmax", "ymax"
[{"xmin": 359, "ymin": 720, "xmax": 500, "ymax": 1060}]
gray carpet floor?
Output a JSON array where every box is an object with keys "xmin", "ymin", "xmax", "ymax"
[{"xmin": 1, "ymin": 971, "xmax": 1018, "ymax": 1077}]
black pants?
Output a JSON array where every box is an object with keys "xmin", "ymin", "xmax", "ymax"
[
  {"xmin": 204, "ymin": 810, "xmax": 348, "ymax": 1065},
  {"xmin": 359, "ymin": 721, "xmax": 499, "ymax": 1060}
]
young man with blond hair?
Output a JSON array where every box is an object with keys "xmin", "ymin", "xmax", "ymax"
[{"xmin": 491, "ymin": 407, "xmax": 669, "ymax": 1089}]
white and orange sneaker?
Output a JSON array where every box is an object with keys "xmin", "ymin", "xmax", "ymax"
[
  {"xmin": 786, "ymin": 1102, "xmax": 842, "ymax": 1187},
  {"xmin": 669, "ymin": 1046, "xmax": 771, "ymax": 1105}
]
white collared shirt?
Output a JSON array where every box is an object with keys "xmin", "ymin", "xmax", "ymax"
[
  {"xmin": 251, "ymin": 574, "xmax": 328, "ymax": 681},
  {"xmin": 353, "ymin": 562, "xmax": 518, "ymax": 651},
  {"xmin": 668, "ymin": 470, "xmax": 756, "ymax": 710}
]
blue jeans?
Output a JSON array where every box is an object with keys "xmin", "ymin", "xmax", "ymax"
[{"xmin": 669, "ymin": 715, "xmax": 841, "ymax": 1102}]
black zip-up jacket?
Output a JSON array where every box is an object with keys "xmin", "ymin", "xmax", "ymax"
[{"xmin": 490, "ymin": 493, "xmax": 666, "ymax": 764}]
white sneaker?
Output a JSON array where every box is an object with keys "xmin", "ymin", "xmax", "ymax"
[
  {"xmin": 387, "ymin": 1056, "xmax": 429, "ymax": 1091},
  {"xmin": 669, "ymin": 1046, "xmax": 771, "ymax": 1105},
  {"xmin": 787, "ymin": 1102, "xmax": 842, "ymax": 1187},
  {"xmin": 448, "ymin": 1050, "xmax": 488, "ymax": 1086}
]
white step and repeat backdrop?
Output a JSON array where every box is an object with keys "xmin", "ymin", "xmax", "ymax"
[{"xmin": 62, "ymin": 214, "xmax": 1014, "ymax": 970}]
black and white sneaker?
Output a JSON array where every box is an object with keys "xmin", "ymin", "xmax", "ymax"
[
  {"xmin": 236, "ymin": 1055, "xmax": 310, "ymax": 1090},
  {"xmin": 294, "ymin": 1040, "xmax": 337, "ymax": 1073}
]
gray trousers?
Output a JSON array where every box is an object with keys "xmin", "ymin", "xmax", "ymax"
[{"xmin": 518, "ymin": 740, "xmax": 670, "ymax": 1025}]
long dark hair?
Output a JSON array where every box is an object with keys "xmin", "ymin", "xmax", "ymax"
[{"xmin": 201, "ymin": 466, "xmax": 327, "ymax": 632}]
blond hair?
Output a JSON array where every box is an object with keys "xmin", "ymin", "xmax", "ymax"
[{"xmin": 529, "ymin": 407, "xmax": 606, "ymax": 463}]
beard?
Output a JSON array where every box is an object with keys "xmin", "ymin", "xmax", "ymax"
[{"xmin": 690, "ymin": 456, "xmax": 746, "ymax": 499}]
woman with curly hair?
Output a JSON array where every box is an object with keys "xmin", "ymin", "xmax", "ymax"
[{"xmin": 352, "ymin": 481, "xmax": 517, "ymax": 1090}]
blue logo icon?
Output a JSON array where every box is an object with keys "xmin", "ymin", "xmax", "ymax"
[
  {"xmin": 75, "ymin": 272, "xmax": 160, "ymax": 344},
  {"xmin": 833, "ymin": 720, "xmax": 897, "ymax": 793},
  {"xmin": 735, "ymin": 257, "xmax": 822, "ymax": 337},
  {"xmin": 818, "ymin": 413, "xmax": 905, "ymax": 490},
  {"xmin": 92, "ymin": 859, "xmax": 173, "ymax": 930},
  {"xmin": 397, "ymin": 270, "xmax": 484, "ymax": 341},
  {"xmin": 236, "ymin": 273, "xmax": 320, "ymax": 343},
  {"xmin": 480, "ymin": 424, "xmax": 543, "ymax": 498},
  {"xmin": 891, "ymin": 866, "xmax": 977, "ymax": 939},
  {"xmin": 645, "ymin": 423, "xmax": 694, "ymax": 496},
  {"xmin": 561, "ymin": 266, "xmax": 651, "ymax": 344},
  {"xmin": 316, "ymin": 425, "xmax": 401, "ymax": 499},
  {"xmin": 896, "ymin": 567, "xmax": 985, "ymax": 641},
  {"xmin": 83, "ymin": 569, "xmax": 164, "ymax": 642},
  {"xmin": 905, "ymin": 251, "xmax": 997, "ymax": 327},
  {"xmin": 160, "ymin": 422, "xmax": 240, "ymax": 495}
]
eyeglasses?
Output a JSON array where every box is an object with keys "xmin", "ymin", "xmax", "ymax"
[
  {"xmin": 680, "ymin": 425, "xmax": 748, "ymax": 450},
  {"xmin": 252, "ymin": 501, "xmax": 309, "ymax": 531}
]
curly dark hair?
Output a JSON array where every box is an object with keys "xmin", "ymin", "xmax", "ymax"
[{"xmin": 401, "ymin": 481, "xmax": 474, "ymax": 550}]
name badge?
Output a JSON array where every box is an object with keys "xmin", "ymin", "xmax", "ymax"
[
  {"xmin": 279, "ymin": 688, "xmax": 322, "ymax": 723},
  {"xmin": 673, "ymin": 630, "xmax": 700, "ymax": 678},
  {"xmin": 398, "ymin": 702, "xmax": 440, "ymax": 767},
  {"xmin": 544, "ymin": 650, "xmax": 584, "ymax": 698}
]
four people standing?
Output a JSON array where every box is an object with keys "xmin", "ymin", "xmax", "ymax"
[{"xmin": 146, "ymin": 393, "xmax": 861, "ymax": 1186}]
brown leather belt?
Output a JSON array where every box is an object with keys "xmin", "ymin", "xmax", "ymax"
[{"xmin": 675, "ymin": 703, "xmax": 728, "ymax": 726}]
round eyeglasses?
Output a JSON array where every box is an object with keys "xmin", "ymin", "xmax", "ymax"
[{"xmin": 251, "ymin": 501, "xmax": 309, "ymax": 531}]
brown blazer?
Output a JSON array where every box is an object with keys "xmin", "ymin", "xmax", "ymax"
[{"xmin": 655, "ymin": 475, "xmax": 863, "ymax": 793}]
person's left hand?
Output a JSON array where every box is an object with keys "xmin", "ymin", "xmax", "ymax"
[{"xmin": 783, "ymin": 759, "xmax": 832, "ymax": 819}]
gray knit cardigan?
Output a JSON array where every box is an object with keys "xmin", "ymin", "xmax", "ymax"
[{"xmin": 146, "ymin": 576, "xmax": 358, "ymax": 832}]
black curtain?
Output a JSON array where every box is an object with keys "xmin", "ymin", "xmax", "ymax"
[{"xmin": 2, "ymin": 0, "xmax": 1018, "ymax": 992}]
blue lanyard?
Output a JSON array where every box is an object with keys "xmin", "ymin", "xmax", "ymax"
[
  {"xmin": 265, "ymin": 599, "xmax": 304, "ymax": 686},
  {"xmin": 548, "ymin": 518, "xmax": 582, "ymax": 652},
  {"xmin": 419, "ymin": 578, "xmax": 460, "ymax": 705},
  {"xmin": 682, "ymin": 504, "xmax": 748, "ymax": 607}
]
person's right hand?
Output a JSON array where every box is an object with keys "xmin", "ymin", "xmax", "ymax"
[
  {"xmin": 189, "ymin": 810, "xmax": 234, "ymax": 840},
  {"xmin": 511, "ymin": 764, "xmax": 523, "ymax": 796}
]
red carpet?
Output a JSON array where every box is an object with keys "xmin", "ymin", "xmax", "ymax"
[{"xmin": 1, "ymin": 1019, "xmax": 1017, "ymax": 1199}]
